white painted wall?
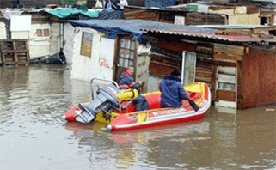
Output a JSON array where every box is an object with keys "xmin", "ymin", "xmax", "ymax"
[
  {"xmin": 70, "ymin": 27, "xmax": 115, "ymax": 82},
  {"xmin": 0, "ymin": 22, "xmax": 7, "ymax": 39},
  {"xmin": 50, "ymin": 22, "xmax": 60, "ymax": 56},
  {"xmin": 8, "ymin": 19, "xmax": 61, "ymax": 59},
  {"xmin": 64, "ymin": 22, "xmax": 75, "ymax": 64},
  {"xmin": 28, "ymin": 23, "xmax": 51, "ymax": 59},
  {"xmin": 11, "ymin": 31, "xmax": 29, "ymax": 39},
  {"xmin": 10, "ymin": 15, "xmax": 31, "ymax": 39}
]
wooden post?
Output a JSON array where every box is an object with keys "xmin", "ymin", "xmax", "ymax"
[
  {"xmin": 1, "ymin": 41, "xmax": 4, "ymax": 64},
  {"xmin": 26, "ymin": 40, "xmax": 29, "ymax": 65},
  {"xmin": 236, "ymin": 60, "xmax": 243, "ymax": 109},
  {"xmin": 13, "ymin": 41, "xmax": 19, "ymax": 65},
  {"xmin": 211, "ymin": 64, "xmax": 217, "ymax": 106}
]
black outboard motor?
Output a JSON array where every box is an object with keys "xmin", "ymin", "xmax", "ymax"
[{"xmin": 74, "ymin": 83, "xmax": 121, "ymax": 123}]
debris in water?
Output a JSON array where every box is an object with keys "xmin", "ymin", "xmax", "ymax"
[{"xmin": 265, "ymin": 108, "xmax": 275, "ymax": 112}]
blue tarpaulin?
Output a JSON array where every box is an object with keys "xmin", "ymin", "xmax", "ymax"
[
  {"xmin": 69, "ymin": 20, "xmax": 148, "ymax": 44},
  {"xmin": 69, "ymin": 20, "xmax": 217, "ymax": 44}
]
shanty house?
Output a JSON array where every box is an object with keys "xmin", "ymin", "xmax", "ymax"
[
  {"xmin": 124, "ymin": 3, "xmax": 267, "ymax": 26},
  {"xmin": 142, "ymin": 24, "xmax": 276, "ymax": 109},
  {"xmin": 67, "ymin": 19, "xmax": 276, "ymax": 109},
  {"xmin": 67, "ymin": 20, "xmax": 153, "ymax": 91},
  {"xmin": 0, "ymin": 8, "xmax": 99, "ymax": 65}
]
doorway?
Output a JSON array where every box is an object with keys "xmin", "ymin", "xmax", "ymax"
[
  {"xmin": 215, "ymin": 66, "xmax": 237, "ymax": 108},
  {"xmin": 114, "ymin": 36, "xmax": 137, "ymax": 83}
]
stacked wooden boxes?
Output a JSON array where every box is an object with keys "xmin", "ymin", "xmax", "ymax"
[{"xmin": 0, "ymin": 39, "xmax": 29, "ymax": 65}]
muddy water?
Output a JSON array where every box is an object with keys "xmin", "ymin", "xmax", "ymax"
[{"xmin": 0, "ymin": 65, "xmax": 275, "ymax": 170}]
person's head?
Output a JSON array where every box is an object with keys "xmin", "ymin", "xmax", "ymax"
[
  {"xmin": 170, "ymin": 69, "xmax": 181, "ymax": 77},
  {"xmin": 126, "ymin": 66, "xmax": 134, "ymax": 75}
]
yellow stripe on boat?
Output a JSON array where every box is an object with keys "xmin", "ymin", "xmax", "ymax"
[
  {"xmin": 95, "ymin": 111, "xmax": 120, "ymax": 124},
  {"xmin": 137, "ymin": 111, "xmax": 149, "ymax": 123}
]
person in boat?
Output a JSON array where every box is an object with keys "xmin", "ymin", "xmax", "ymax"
[
  {"xmin": 159, "ymin": 69, "xmax": 189, "ymax": 108},
  {"xmin": 119, "ymin": 66, "xmax": 141, "ymax": 89}
]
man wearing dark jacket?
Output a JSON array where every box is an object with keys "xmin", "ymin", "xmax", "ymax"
[
  {"xmin": 119, "ymin": 66, "xmax": 141, "ymax": 89},
  {"xmin": 159, "ymin": 70, "xmax": 189, "ymax": 108}
]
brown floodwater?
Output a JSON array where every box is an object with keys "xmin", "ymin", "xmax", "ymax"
[{"xmin": 0, "ymin": 64, "xmax": 275, "ymax": 170}]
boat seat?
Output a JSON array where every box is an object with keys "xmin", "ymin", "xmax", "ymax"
[
  {"xmin": 120, "ymin": 92, "xmax": 202, "ymax": 112},
  {"xmin": 144, "ymin": 93, "xmax": 162, "ymax": 110}
]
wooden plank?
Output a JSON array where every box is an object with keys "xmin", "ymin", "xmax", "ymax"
[
  {"xmin": 124, "ymin": 10, "xmax": 145, "ymax": 16},
  {"xmin": 196, "ymin": 64, "xmax": 213, "ymax": 71},
  {"xmin": 194, "ymin": 76, "xmax": 212, "ymax": 82},
  {"xmin": 13, "ymin": 41, "xmax": 18, "ymax": 64},
  {"xmin": 186, "ymin": 13, "xmax": 225, "ymax": 25},
  {"xmin": 214, "ymin": 51, "xmax": 243, "ymax": 61},
  {"xmin": 125, "ymin": 10, "xmax": 157, "ymax": 20},
  {"xmin": 195, "ymin": 70, "xmax": 212, "ymax": 77},
  {"xmin": 214, "ymin": 44, "xmax": 244, "ymax": 54},
  {"xmin": 149, "ymin": 62, "xmax": 179, "ymax": 77},
  {"xmin": 213, "ymin": 44, "xmax": 244, "ymax": 60},
  {"xmin": 157, "ymin": 39, "xmax": 196, "ymax": 53},
  {"xmin": 213, "ymin": 60, "xmax": 237, "ymax": 67},
  {"xmin": 216, "ymin": 89, "xmax": 236, "ymax": 101}
]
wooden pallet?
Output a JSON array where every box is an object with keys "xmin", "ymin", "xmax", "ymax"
[{"xmin": 0, "ymin": 39, "xmax": 29, "ymax": 65}]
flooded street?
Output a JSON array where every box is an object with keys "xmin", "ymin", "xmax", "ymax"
[{"xmin": 0, "ymin": 64, "xmax": 275, "ymax": 170}]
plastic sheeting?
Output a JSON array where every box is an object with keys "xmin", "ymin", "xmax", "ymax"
[
  {"xmin": 45, "ymin": 8, "xmax": 99, "ymax": 18},
  {"xmin": 0, "ymin": 9, "xmax": 23, "ymax": 20}
]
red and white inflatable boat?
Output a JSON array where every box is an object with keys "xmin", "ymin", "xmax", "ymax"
[
  {"xmin": 64, "ymin": 82, "xmax": 211, "ymax": 131},
  {"xmin": 107, "ymin": 82, "xmax": 211, "ymax": 131}
]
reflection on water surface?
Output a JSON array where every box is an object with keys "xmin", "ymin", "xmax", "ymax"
[{"xmin": 0, "ymin": 65, "xmax": 275, "ymax": 170}]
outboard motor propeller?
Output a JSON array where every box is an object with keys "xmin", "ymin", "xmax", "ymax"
[{"xmin": 64, "ymin": 82, "xmax": 121, "ymax": 123}]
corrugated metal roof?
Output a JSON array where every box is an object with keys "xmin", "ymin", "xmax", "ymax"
[
  {"xmin": 70, "ymin": 19, "xmax": 217, "ymax": 33},
  {"xmin": 70, "ymin": 19, "xmax": 276, "ymax": 43},
  {"xmin": 141, "ymin": 27, "xmax": 276, "ymax": 42},
  {"xmin": 69, "ymin": 19, "xmax": 217, "ymax": 44},
  {"xmin": 195, "ymin": 25, "xmax": 276, "ymax": 29}
]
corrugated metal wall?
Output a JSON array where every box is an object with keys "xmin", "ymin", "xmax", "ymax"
[{"xmin": 242, "ymin": 46, "xmax": 276, "ymax": 108}]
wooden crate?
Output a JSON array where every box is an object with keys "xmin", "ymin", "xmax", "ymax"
[{"xmin": 1, "ymin": 40, "xmax": 29, "ymax": 65}]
